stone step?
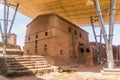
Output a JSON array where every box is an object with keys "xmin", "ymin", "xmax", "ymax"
[
  {"xmin": 5, "ymin": 55, "xmax": 45, "ymax": 59},
  {"xmin": 15, "ymin": 57, "xmax": 45, "ymax": 59},
  {"xmin": 7, "ymin": 66, "xmax": 51, "ymax": 71},
  {"xmin": 5, "ymin": 62, "xmax": 48, "ymax": 66},
  {"xmin": 5, "ymin": 55, "xmax": 44, "ymax": 58},
  {"xmin": 7, "ymin": 60, "xmax": 51, "ymax": 66},
  {"xmin": 0, "ymin": 55, "xmax": 56, "ymax": 76},
  {"xmin": 7, "ymin": 67, "xmax": 54, "ymax": 75},
  {"xmin": 5, "ymin": 60, "xmax": 48, "ymax": 64},
  {"xmin": 7, "ymin": 64, "xmax": 51, "ymax": 69},
  {"xmin": 7, "ymin": 63, "xmax": 50, "ymax": 67},
  {"xmin": 16, "ymin": 58, "xmax": 45, "ymax": 61},
  {"xmin": 21, "ymin": 55, "xmax": 44, "ymax": 58},
  {"xmin": 6, "ymin": 62, "xmax": 49, "ymax": 67},
  {"xmin": 5, "ymin": 58, "xmax": 46, "ymax": 62}
]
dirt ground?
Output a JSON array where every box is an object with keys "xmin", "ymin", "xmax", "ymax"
[
  {"xmin": 0, "ymin": 75, "xmax": 43, "ymax": 80},
  {"xmin": 38, "ymin": 64, "xmax": 120, "ymax": 80},
  {"xmin": 0, "ymin": 64, "xmax": 120, "ymax": 80}
]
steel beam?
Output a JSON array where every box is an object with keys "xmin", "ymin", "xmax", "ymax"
[
  {"xmin": 107, "ymin": 0, "xmax": 116, "ymax": 69},
  {"xmin": 99, "ymin": 27, "xmax": 102, "ymax": 62},
  {"xmin": 90, "ymin": 16, "xmax": 100, "ymax": 63},
  {"xmin": 1, "ymin": 0, "xmax": 19, "ymax": 55},
  {"xmin": 0, "ymin": 22, "xmax": 3, "ymax": 42},
  {"xmin": 8, "ymin": 3, "xmax": 19, "ymax": 34},
  {"xmin": 3, "ymin": 0, "xmax": 7, "ymax": 55},
  {"xmin": 93, "ymin": 0, "xmax": 116, "ymax": 69}
]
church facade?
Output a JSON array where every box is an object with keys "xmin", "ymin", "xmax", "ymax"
[{"xmin": 24, "ymin": 13, "xmax": 96, "ymax": 65}]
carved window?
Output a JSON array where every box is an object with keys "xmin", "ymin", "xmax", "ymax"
[
  {"xmin": 45, "ymin": 32, "xmax": 48, "ymax": 36},
  {"xmin": 36, "ymin": 35, "xmax": 38, "ymax": 39},
  {"xmin": 68, "ymin": 27, "xmax": 71, "ymax": 32},
  {"xmin": 86, "ymin": 48, "xmax": 90, "ymax": 53},
  {"xmin": 27, "ymin": 50, "xmax": 29, "ymax": 54},
  {"xmin": 80, "ymin": 48, "xmax": 84, "ymax": 53},
  {"xmin": 44, "ymin": 44, "xmax": 47, "ymax": 51},
  {"xmin": 74, "ymin": 30, "xmax": 77, "ymax": 35},
  {"xmin": 60, "ymin": 50, "xmax": 63, "ymax": 55},
  {"xmin": 80, "ymin": 33, "xmax": 82, "ymax": 38},
  {"xmin": 44, "ymin": 44, "xmax": 47, "ymax": 47},
  {"xmin": 35, "ymin": 40, "xmax": 38, "ymax": 53}
]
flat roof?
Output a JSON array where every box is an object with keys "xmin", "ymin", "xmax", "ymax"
[{"xmin": 1, "ymin": 0, "xmax": 120, "ymax": 26}]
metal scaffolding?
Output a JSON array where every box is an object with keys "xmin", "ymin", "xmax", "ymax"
[
  {"xmin": 93, "ymin": 0, "xmax": 116, "ymax": 69},
  {"xmin": 90, "ymin": 16, "xmax": 102, "ymax": 64},
  {"xmin": 0, "ymin": 0, "xmax": 19, "ymax": 55}
]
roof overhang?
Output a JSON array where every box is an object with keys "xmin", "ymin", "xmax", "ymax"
[{"xmin": 1, "ymin": 0, "xmax": 120, "ymax": 26}]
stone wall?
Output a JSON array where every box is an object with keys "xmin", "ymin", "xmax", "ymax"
[
  {"xmin": 0, "ymin": 42, "xmax": 23, "ymax": 55},
  {"xmin": 78, "ymin": 44, "xmax": 96, "ymax": 66},
  {"xmin": 90, "ymin": 42, "xmax": 120, "ymax": 63},
  {"xmin": 24, "ymin": 13, "xmax": 96, "ymax": 65},
  {"xmin": 8, "ymin": 33, "xmax": 17, "ymax": 45}
]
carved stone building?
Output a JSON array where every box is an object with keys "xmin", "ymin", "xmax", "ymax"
[
  {"xmin": 8, "ymin": 33, "xmax": 17, "ymax": 45},
  {"xmin": 24, "ymin": 13, "xmax": 96, "ymax": 65},
  {"xmin": 0, "ymin": 33, "xmax": 22, "ymax": 55},
  {"xmin": 90, "ymin": 42, "xmax": 120, "ymax": 64}
]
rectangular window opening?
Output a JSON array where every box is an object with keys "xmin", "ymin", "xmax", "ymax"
[
  {"xmin": 80, "ymin": 33, "xmax": 82, "ymax": 38},
  {"xmin": 45, "ymin": 32, "xmax": 48, "ymax": 36},
  {"xmin": 60, "ymin": 50, "xmax": 63, "ymax": 55},
  {"xmin": 36, "ymin": 35, "xmax": 38, "ymax": 39},
  {"xmin": 74, "ymin": 30, "xmax": 77, "ymax": 35},
  {"xmin": 68, "ymin": 27, "xmax": 71, "ymax": 32}
]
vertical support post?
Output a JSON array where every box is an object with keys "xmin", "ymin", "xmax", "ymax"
[
  {"xmin": 6, "ymin": 5, "xmax": 9, "ymax": 30},
  {"xmin": 93, "ymin": 0, "xmax": 115, "ymax": 69},
  {"xmin": 109, "ymin": 0, "xmax": 116, "ymax": 44},
  {"xmin": 99, "ymin": 27, "xmax": 102, "ymax": 62},
  {"xmin": 1, "ymin": 0, "xmax": 19, "ymax": 55},
  {"xmin": 93, "ymin": 0, "xmax": 108, "ymax": 45},
  {"xmin": 108, "ymin": 0, "xmax": 116, "ymax": 69},
  {"xmin": 0, "ymin": 22, "xmax": 3, "ymax": 42},
  {"xmin": 3, "ymin": 0, "xmax": 7, "ymax": 55},
  {"xmin": 90, "ymin": 16, "xmax": 100, "ymax": 63}
]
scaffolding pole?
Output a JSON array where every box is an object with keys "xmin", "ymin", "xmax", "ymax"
[
  {"xmin": 90, "ymin": 16, "xmax": 101, "ymax": 64},
  {"xmin": 1, "ymin": 0, "xmax": 19, "ymax": 55},
  {"xmin": 99, "ymin": 27, "xmax": 102, "ymax": 62},
  {"xmin": 8, "ymin": 3, "xmax": 19, "ymax": 34},
  {"xmin": 93, "ymin": 0, "xmax": 116, "ymax": 69},
  {"xmin": 3, "ymin": 0, "xmax": 7, "ymax": 55},
  {"xmin": 0, "ymin": 22, "xmax": 3, "ymax": 42},
  {"xmin": 108, "ymin": 0, "xmax": 116, "ymax": 69}
]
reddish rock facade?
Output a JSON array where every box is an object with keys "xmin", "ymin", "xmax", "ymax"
[
  {"xmin": 8, "ymin": 33, "xmax": 17, "ymax": 45},
  {"xmin": 90, "ymin": 42, "xmax": 120, "ymax": 65},
  {"xmin": 24, "ymin": 13, "xmax": 96, "ymax": 65},
  {"xmin": 0, "ymin": 33, "xmax": 23, "ymax": 55}
]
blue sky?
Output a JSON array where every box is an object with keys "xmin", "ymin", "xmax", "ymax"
[
  {"xmin": 81, "ymin": 25, "xmax": 120, "ymax": 45},
  {"xmin": 11, "ymin": 12, "xmax": 31, "ymax": 47},
  {"xmin": 0, "ymin": 4, "xmax": 120, "ymax": 47},
  {"xmin": 0, "ymin": 4, "xmax": 31, "ymax": 47}
]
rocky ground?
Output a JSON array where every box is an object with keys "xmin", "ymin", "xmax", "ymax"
[
  {"xmin": 0, "ymin": 64, "xmax": 120, "ymax": 80},
  {"xmin": 0, "ymin": 75, "xmax": 43, "ymax": 80}
]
